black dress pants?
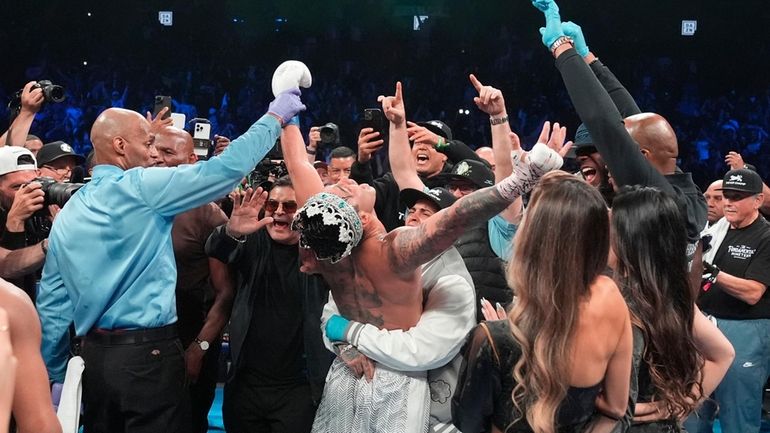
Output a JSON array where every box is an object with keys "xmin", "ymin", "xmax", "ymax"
[
  {"xmin": 223, "ymin": 376, "xmax": 316, "ymax": 433},
  {"xmin": 81, "ymin": 329, "xmax": 191, "ymax": 433}
]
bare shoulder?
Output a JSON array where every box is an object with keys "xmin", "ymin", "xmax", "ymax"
[
  {"xmin": 383, "ymin": 225, "xmax": 423, "ymax": 270},
  {"xmin": 587, "ymin": 275, "xmax": 628, "ymax": 321},
  {"xmin": 0, "ymin": 279, "xmax": 40, "ymax": 335}
]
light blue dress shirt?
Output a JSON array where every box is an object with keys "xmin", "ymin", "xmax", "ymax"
[
  {"xmin": 38, "ymin": 115, "xmax": 280, "ymax": 381},
  {"xmin": 488, "ymin": 214, "xmax": 518, "ymax": 261}
]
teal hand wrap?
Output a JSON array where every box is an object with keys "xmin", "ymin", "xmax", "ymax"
[
  {"xmin": 562, "ymin": 21, "xmax": 589, "ymax": 57},
  {"xmin": 325, "ymin": 314, "xmax": 351, "ymax": 342}
]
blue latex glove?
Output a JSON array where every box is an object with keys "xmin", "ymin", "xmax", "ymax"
[
  {"xmin": 531, "ymin": 0, "xmax": 564, "ymax": 48},
  {"xmin": 562, "ymin": 21, "xmax": 589, "ymax": 57},
  {"xmin": 325, "ymin": 314, "xmax": 351, "ymax": 342},
  {"xmin": 267, "ymin": 88, "xmax": 306, "ymax": 124}
]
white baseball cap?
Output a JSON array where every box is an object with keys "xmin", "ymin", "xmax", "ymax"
[{"xmin": 0, "ymin": 146, "xmax": 38, "ymax": 176}]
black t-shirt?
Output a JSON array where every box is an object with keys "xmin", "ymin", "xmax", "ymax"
[
  {"xmin": 698, "ymin": 216, "xmax": 770, "ymax": 319},
  {"xmin": 242, "ymin": 241, "xmax": 307, "ymax": 385}
]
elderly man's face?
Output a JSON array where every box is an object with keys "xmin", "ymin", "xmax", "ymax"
[{"xmin": 40, "ymin": 156, "xmax": 78, "ymax": 183}]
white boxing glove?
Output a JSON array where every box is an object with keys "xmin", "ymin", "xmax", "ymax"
[{"xmin": 271, "ymin": 60, "xmax": 312, "ymax": 96}]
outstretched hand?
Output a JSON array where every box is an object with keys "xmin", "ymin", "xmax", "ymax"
[
  {"xmin": 145, "ymin": 107, "xmax": 173, "ymax": 132},
  {"xmin": 535, "ymin": 121, "xmax": 573, "ymax": 158},
  {"xmin": 226, "ymin": 187, "xmax": 273, "ymax": 238},
  {"xmin": 378, "ymin": 82, "xmax": 406, "ymax": 125},
  {"xmin": 469, "ymin": 74, "xmax": 506, "ymax": 117}
]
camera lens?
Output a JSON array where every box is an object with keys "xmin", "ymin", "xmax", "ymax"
[{"xmin": 46, "ymin": 85, "xmax": 66, "ymax": 103}]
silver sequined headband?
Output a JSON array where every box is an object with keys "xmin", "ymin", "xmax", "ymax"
[{"xmin": 291, "ymin": 192, "xmax": 364, "ymax": 264}]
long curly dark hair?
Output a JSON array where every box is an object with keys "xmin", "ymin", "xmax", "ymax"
[{"xmin": 611, "ymin": 186, "xmax": 704, "ymax": 417}]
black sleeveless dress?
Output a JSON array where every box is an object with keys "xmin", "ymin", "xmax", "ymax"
[{"xmin": 453, "ymin": 319, "xmax": 600, "ymax": 433}]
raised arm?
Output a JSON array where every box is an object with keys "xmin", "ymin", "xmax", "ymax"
[
  {"xmin": 0, "ymin": 82, "xmax": 44, "ymax": 147},
  {"xmin": 381, "ymin": 82, "xmax": 424, "ymax": 192},
  {"xmin": 388, "ymin": 124, "xmax": 566, "ymax": 272},
  {"xmin": 281, "ymin": 123, "xmax": 325, "ymax": 205},
  {"xmin": 532, "ymin": 0, "xmax": 673, "ymax": 193},
  {"xmin": 561, "ymin": 22, "xmax": 641, "ymax": 117}
]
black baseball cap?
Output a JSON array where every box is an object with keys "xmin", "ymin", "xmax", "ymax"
[
  {"xmin": 36, "ymin": 141, "xmax": 85, "ymax": 167},
  {"xmin": 566, "ymin": 123, "xmax": 597, "ymax": 158},
  {"xmin": 416, "ymin": 120, "xmax": 452, "ymax": 141},
  {"xmin": 433, "ymin": 159, "xmax": 495, "ymax": 189},
  {"xmin": 719, "ymin": 168, "xmax": 763, "ymax": 194},
  {"xmin": 400, "ymin": 187, "xmax": 457, "ymax": 212}
]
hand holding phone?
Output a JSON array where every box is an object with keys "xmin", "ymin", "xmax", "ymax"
[{"xmin": 152, "ymin": 95, "xmax": 173, "ymax": 120}]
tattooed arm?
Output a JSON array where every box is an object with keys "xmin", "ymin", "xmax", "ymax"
[{"xmin": 388, "ymin": 122, "xmax": 568, "ymax": 273}]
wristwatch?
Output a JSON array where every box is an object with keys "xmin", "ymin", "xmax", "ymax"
[
  {"xmin": 550, "ymin": 36, "xmax": 574, "ymax": 55},
  {"xmin": 194, "ymin": 338, "xmax": 210, "ymax": 351}
]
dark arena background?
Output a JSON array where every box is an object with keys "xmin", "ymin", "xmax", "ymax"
[{"xmin": 3, "ymin": 1, "xmax": 769, "ymax": 188}]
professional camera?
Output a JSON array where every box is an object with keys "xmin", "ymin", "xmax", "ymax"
[
  {"xmin": 7, "ymin": 80, "xmax": 66, "ymax": 120},
  {"xmin": 319, "ymin": 122, "xmax": 340, "ymax": 145},
  {"xmin": 24, "ymin": 177, "xmax": 85, "ymax": 242},
  {"xmin": 247, "ymin": 158, "xmax": 288, "ymax": 190}
]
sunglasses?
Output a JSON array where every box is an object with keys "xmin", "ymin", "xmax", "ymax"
[{"xmin": 265, "ymin": 199, "xmax": 298, "ymax": 213}]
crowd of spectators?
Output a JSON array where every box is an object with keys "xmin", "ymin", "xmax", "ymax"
[{"xmin": 2, "ymin": 27, "xmax": 767, "ymax": 189}]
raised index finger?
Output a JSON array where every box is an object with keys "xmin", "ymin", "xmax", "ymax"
[
  {"xmin": 394, "ymin": 81, "xmax": 403, "ymax": 104},
  {"xmin": 469, "ymin": 74, "xmax": 483, "ymax": 91}
]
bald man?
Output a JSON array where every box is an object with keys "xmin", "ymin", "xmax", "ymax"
[
  {"xmin": 155, "ymin": 126, "xmax": 235, "ymax": 433},
  {"xmin": 551, "ymin": 37, "xmax": 707, "ymax": 252},
  {"xmin": 474, "ymin": 146, "xmax": 496, "ymax": 173},
  {"xmin": 37, "ymin": 88, "xmax": 304, "ymax": 433},
  {"xmin": 704, "ymin": 180, "xmax": 725, "ymax": 226}
]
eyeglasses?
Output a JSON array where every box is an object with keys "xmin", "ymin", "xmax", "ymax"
[
  {"xmin": 43, "ymin": 165, "xmax": 73, "ymax": 176},
  {"xmin": 265, "ymin": 199, "xmax": 298, "ymax": 213}
]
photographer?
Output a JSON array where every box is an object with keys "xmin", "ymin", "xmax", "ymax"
[
  {"xmin": 0, "ymin": 81, "xmax": 47, "ymax": 148},
  {"xmin": 0, "ymin": 147, "xmax": 49, "ymax": 301}
]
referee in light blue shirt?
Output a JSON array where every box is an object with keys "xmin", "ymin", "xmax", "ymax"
[{"xmin": 37, "ymin": 89, "xmax": 304, "ymax": 433}]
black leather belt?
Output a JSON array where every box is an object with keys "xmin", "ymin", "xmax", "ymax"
[{"xmin": 85, "ymin": 324, "xmax": 177, "ymax": 345}]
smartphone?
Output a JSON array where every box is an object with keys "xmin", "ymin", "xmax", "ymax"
[
  {"xmin": 191, "ymin": 121, "xmax": 212, "ymax": 158},
  {"xmin": 362, "ymin": 108, "xmax": 387, "ymax": 139},
  {"xmin": 152, "ymin": 95, "xmax": 172, "ymax": 119},
  {"xmin": 170, "ymin": 113, "xmax": 186, "ymax": 129}
]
